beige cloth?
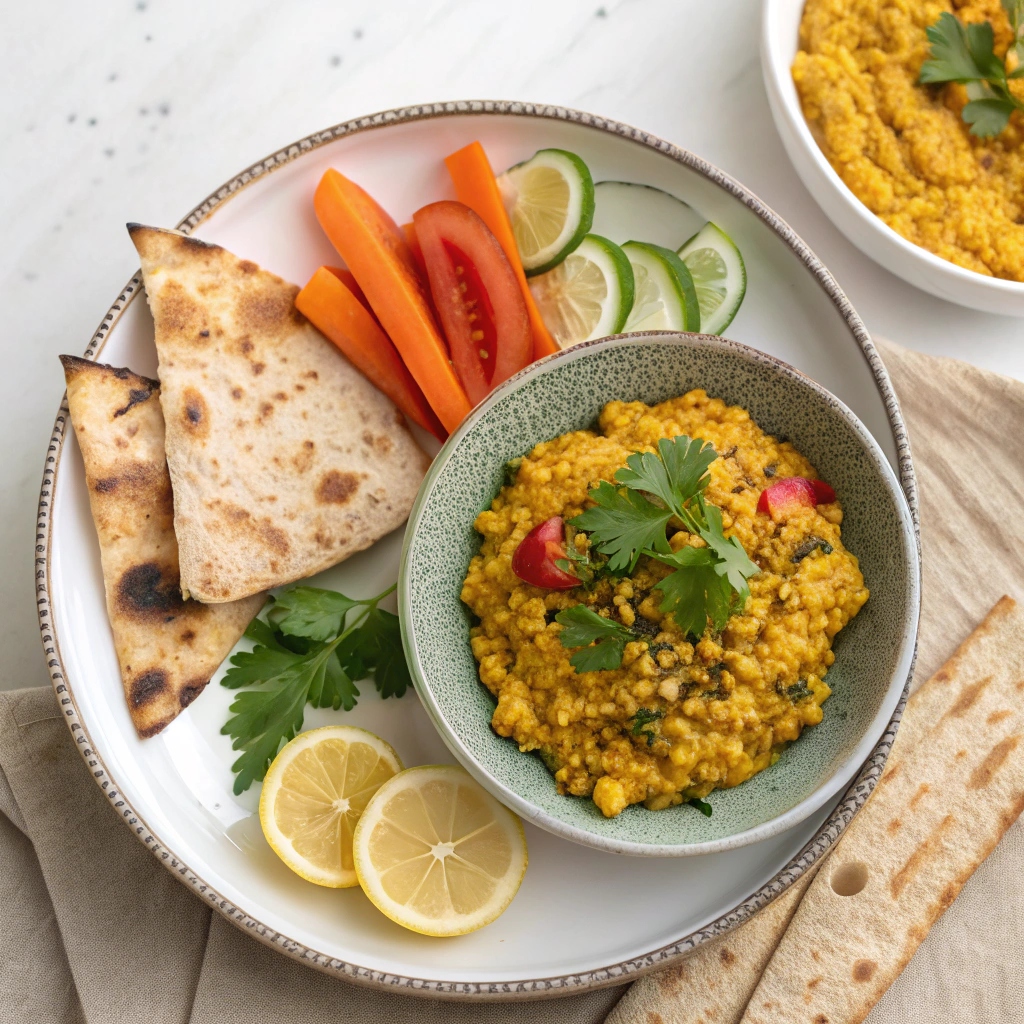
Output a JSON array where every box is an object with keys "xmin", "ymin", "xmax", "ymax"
[{"xmin": 2, "ymin": 338, "xmax": 1022, "ymax": 1022}]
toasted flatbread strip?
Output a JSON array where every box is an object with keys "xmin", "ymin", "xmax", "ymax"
[
  {"xmin": 128, "ymin": 224, "xmax": 430, "ymax": 603},
  {"xmin": 60, "ymin": 355, "xmax": 265, "ymax": 737},
  {"xmin": 739, "ymin": 596, "xmax": 1024, "ymax": 1024},
  {"xmin": 606, "ymin": 598, "xmax": 1020, "ymax": 1024}
]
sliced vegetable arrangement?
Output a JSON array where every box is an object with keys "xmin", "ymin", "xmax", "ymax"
[{"xmin": 299, "ymin": 142, "xmax": 749, "ymax": 435}]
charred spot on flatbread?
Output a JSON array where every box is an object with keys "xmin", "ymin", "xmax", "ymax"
[
  {"xmin": 178, "ymin": 679, "xmax": 208, "ymax": 708},
  {"xmin": 181, "ymin": 387, "xmax": 209, "ymax": 436},
  {"xmin": 116, "ymin": 561, "xmax": 186, "ymax": 621},
  {"xmin": 130, "ymin": 668, "xmax": 168, "ymax": 708},
  {"xmin": 113, "ymin": 386, "xmax": 157, "ymax": 418},
  {"xmin": 316, "ymin": 470, "xmax": 363, "ymax": 505}
]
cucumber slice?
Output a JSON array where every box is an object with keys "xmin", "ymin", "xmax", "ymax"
[
  {"xmin": 677, "ymin": 223, "xmax": 747, "ymax": 335},
  {"xmin": 622, "ymin": 241, "xmax": 701, "ymax": 333},
  {"xmin": 499, "ymin": 149, "xmax": 595, "ymax": 276},
  {"xmin": 528, "ymin": 234, "xmax": 635, "ymax": 349},
  {"xmin": 591, "ymin": 181, "xmax": 704, "ymax": 250}
]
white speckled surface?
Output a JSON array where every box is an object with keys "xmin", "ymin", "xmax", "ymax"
[{"xmin": 1, "ymin": 0, "xmax": 1016, "ymax": 688}]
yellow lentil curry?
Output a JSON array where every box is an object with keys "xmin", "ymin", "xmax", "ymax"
[
  {"xmin": 460, "ymin": 391, "xmax": 868, "ymax": 818},
  {"xmin": 793, "ymin": 0, "xmax": 1024, "ymax": 280}
]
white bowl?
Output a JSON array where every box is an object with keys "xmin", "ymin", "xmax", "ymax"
[{"xmin": 761, "ymin": 0, "xmax": 1024, "ymax": 316}]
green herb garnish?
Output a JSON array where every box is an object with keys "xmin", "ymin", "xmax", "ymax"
[
  {"xmin": 920, "ymin": 2, "xmax": 1024, "ymax": 137},
  {"xmin": 687, "ymin": 797, "xmax": 713, "ymax": 817},
  {"xmin": 553, "ymin": 604, "xmax": 635, "ymax": 673},
  {"xmin": 565, "ymin": 436, "xmax": 759, "ymax": 664},
  {"xmin": 221, "ymin": 584, "xmax": 409, "ymax": 794},
  {"xmin": 786, "ymin": 680, "xmax": 814, "ymax": 702},
  {"xmin": 630, "ymin": 707, "xmax": 665, "ymax": 746}
]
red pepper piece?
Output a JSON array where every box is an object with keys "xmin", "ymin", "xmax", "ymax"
[
  {"xmin": 811, "ymin": 479, "xmax": 836, "ymax": 504},
  {"xmin": 511, "ymin": 516, "xmax": 579, "ymax": 590},
  {"xmin": 757, "ymin": 477, "xmax": 818, "ymax": 519}
]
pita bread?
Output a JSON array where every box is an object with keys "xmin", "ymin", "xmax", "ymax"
[
  {"xmin": 128, "ymin": 224, "xmax": 430, "ymax": 603},
  {"xmin": 607, "ymin": 599, "xmax": 1020, "ymax": 1024},
  {"xmin": 60, "ymin": 355, "xmax": 265, "ymax": 737},
  {"xmin": 739, "ymin": 596, "xmax": 1024, "ymax": 1024}
]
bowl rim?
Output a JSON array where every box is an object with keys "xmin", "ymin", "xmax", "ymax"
[
  {"xmin": 760, "ymin": 0, "xmax": 1024, "ymax": 298},
  {"xmin": 36, "ymin": 99, "xmax": 920, "ymax": 999},
  {"xmin": 400, "ymin": 330, "xmax": 920, "ymax": 857}
]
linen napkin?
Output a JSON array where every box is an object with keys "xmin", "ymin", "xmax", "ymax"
[{"xmin": 2, "ymin": 337, "xmax": 1021, "ymax": 1023}]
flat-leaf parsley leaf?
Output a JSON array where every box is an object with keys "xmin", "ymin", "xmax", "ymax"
[
  {"xmin": 565, "ymin": 435, "xmax": 760, "ymax": 665},
  {"xmin": 554, "ymin": 605, "xmax": 635, "ymax": 673},
  {"xmin": 920, "ymin": 7, "xmax": 1024, "ymax": 137},
  {"xmin": 221, "ymin": 583, "xmax": 410, "ymax": 794}
]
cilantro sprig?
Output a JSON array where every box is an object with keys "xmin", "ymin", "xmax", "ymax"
[
  {"xmin": 920, "ymin": 2, "xmax": 1024, "ymax": 137},
  {"xmin": 554, "ymin": 604, "xmax": 635, "ymax": 673},
  {"xmin": 221, "ymin": 583, "xmax": 409, "ymax": 794},
  {"xmin": 557, "ymin": 436, "xmax": 759, "ymax": 671}
]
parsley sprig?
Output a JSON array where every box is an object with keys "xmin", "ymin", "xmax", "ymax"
[
  {"xmin": 554, "ymin": 604, "xmax": 635, "ymax": 672},
  {"xmin": 920, "ymin": 2, "xmax": 1024, "ymax": 137},
  {"xmin": 559, "ymin": 437, "xmax": 758, "ymax": 668},
  {"xmin": 220, "ymin": 583, "xmax": 409, "ymax": 794}
]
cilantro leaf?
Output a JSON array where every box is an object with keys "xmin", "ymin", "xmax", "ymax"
[
  {"xmin": 220, "ymin": 582, "xmax": 408, "ymax": 792},
  {"xmin": 615, "ymin": 436, "xmax": 717, "ymax": 515},
  {"xmin": 919, "ymin": 10, "xmax": 1024, "ymax": 136},
  {"xmin": 688, "ymin": 797, "xmax": 713, "ymax": 817},
  {"xmin": 221, "ymin": 646, "xmax": 302, "ymax": 689},
  {"xmin": 222, "ymin": 645, "xmax": 331, "ymax": 793},
  {"xmin": 698, "ymin": 500, "xmax": 759, "ymax": 600},
  {"xmin": 570, "ymin": 481, "xmax": 673, "ymax": 573},
  {"xmin": 963, "ymin": 97, "xmax": 1015, "ymax": 136},
  {"xmin": 244, "ymin": 616, "xmax": 288, "ymax": 651},
  {"xmin": 314, "ymin": 651, "xmax": 360, "ymax": 711},
  {"xmin": 357, "ymin": 607, "xmax": 411, "ymax": 699},
  {"xmin": 653, "ymin": 547, "xmax": 732, "ymax": 635},
  {"xmin": 631, "ymin": 707, "xmax": 664, "ymax": 746},
  {"xmin": 268, "ymin": 586, "xmax": 358, "ymax": 641},
  {"xmin": 920, "ymin": 12, "xmax": 986, "ymax": 83},
  {"xmin": 555, "ymin": 604, "xmax": 634, "ymax": 673}
]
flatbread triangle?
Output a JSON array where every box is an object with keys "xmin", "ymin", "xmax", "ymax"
[
  {"xmin": 128, "ymin": 224, "xmax": 430, "ymax": 603},
  {"xmin": 60, "ymin": 355, "xmax": 265, "ymax": 738}
]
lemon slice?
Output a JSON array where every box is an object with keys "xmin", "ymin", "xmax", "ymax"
[
  {"xmin": 499, "ymin": 148, "xmax": 595, "ymax": 275},
  {"xmin": 259, "ymin": 725, "xmax": 403, "ymax": 888},
  {"xmin": 353, "ymin": 765, "xmax": 528, "ymax": 936},
  {"xmin": 528, "ymin": 234, "xmax": 634, "ymax": 349}
]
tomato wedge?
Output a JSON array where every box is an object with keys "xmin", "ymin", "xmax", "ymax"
[
  {"xmin": 412, "ymin": 201, "xmax": 532, "ymax": 406},
  {"xmin": 757, "ymin": 477, "xmax": 835, "ymax": 520},
  {"xmin": 511, "ymin": 516, "xmax": 579, "ymax": 590}
]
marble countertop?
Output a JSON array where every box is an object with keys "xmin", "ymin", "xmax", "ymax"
[{"xmin": 2, "ymin": 0, "xmax": 1020, "ymax": 694}]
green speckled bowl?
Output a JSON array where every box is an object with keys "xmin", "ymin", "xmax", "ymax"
[{"xmin": 399, "ymin": 333, "xmax": 919, "ymax": 856}]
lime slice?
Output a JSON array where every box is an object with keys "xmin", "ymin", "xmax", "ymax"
[
  {"xmin": 622, "ymin": 241, "xmax": 701, "ymax": 333},
  {"xmin": 591, "ymin": 181, "xmax": 704, "ymax": 250},
  {"xmin": 677, "ymin": 223, "xmax": 747, "ymax": 335},
  {"xmin": 499, "ymin": 149, "xmax": 595, "ymax": 275},
  {"xmin": 528, "ymin": 234, "xmax": 635, "ymax": 349}
]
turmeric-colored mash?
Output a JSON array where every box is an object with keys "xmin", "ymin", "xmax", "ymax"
[
  {"xmin": 793, "ymin": 0, "xmax": 1024, "ymax": 280},
  {"xmin": 460, "ymin": 391, "xmax": 868, "ymax": 818}
]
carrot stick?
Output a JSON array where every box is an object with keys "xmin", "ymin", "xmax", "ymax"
[
  {"xmin": 444, "ymin": 141, "xmax": 558, "ymax": 360},
  {"xmin": 402, "ymin": 223, "xmax": 427, "ymax": 276},
  {"xmin": 314, "ymin": 169, "xmax": 471, "ymax": 433},
  {"xmin": 325, "ymin": 267, "xmax": 372, "ymax": 315},
  {"xmin": 297, "ymin": 267, "xmax": 447, "ymax": 441}
]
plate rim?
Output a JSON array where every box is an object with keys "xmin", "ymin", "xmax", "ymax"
[{"xmin": 35, "ymin": 99, "xmax": 919, "ymax": 1001}]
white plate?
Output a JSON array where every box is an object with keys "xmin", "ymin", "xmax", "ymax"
[
  {"xmin": 762, "ymin": 0, "xmax": 1024, "ymax": 317},
  {"xmin": 39, "ymin": 101, "xmax": 915, "ymax": 1000}
]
